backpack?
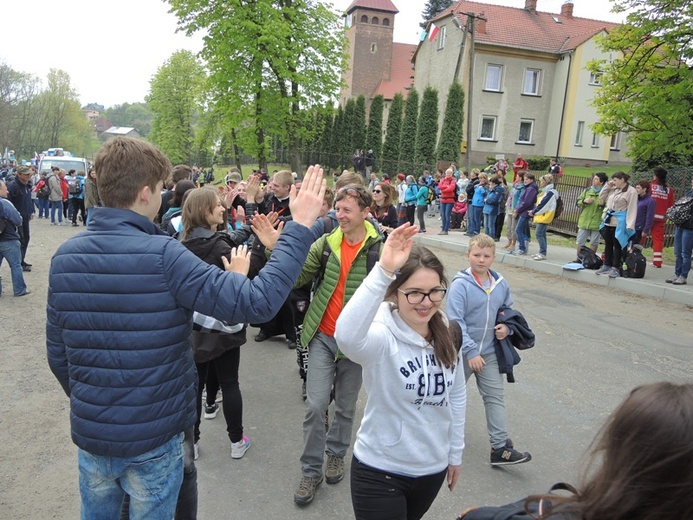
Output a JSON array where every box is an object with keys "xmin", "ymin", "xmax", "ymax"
[
  {"xmin": 665, "ymin": 196, "xmax": 693, "ymax": 228},
  {"xmin": 578, "ymin": 246, "xmax": 602, "ymax": 270},
  {"xmin": 315, "ymin": 236, "xmax": 381, "ymax": 292},
  {"xmin": 459, "ymin": 482, "xmax": 578, "ymax": 520},
  {"xmin": 68, "ymin": 177, "xmax": 82, "ymax": 195},
  {"xmin": 553, "ymin": 192, "xmax": 564, "ymax": 220},
  {"xmin": 622, "ymin": 246, "xmax": 646, "ymax": 279},
  {"xmin": 426, "ymin": 185, "xmax": 436, "ymax": 205},
  {"xmin": 36, "ymin": 179, "xmax": 50, "ymax": 198}
]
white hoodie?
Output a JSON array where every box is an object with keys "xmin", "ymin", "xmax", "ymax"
[{"xmin": 335, "ymin": 263, "xmax": 467, "ymax": 477}]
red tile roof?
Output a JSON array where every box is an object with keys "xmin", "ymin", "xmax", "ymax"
[
  {"xmin": 427, "ymin": 0, "xmax": 618, "ymax": 54},
  {"xmin": 346, "ymin": 0, "xmax": 399, "ymax": 14},
  {"xmin": 373, "ymin": 42, "xmax": 416, "ymax": 100}
]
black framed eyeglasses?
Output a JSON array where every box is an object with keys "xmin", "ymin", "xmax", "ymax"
[{"xmin": 397, "ymin": 288, "xmax": 447, "ymax": 304}]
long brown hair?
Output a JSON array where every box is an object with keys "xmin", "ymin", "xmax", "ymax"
[
  {"xmin": 531, "ymin": 382, "xmax": 693, "ymax": 519},
  {"xmin": 371, "ymin": 182, "xmax": 395, "ymax": 217},
  {"xmin": 181, "ymin": 187, "xmax": 220, "ymax": 241},
  {"xmin": 384, "ymin": 245, "xmax": 458, "ymax": 368}
]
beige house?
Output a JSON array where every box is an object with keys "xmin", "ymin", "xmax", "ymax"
[{"xmin": 413, "ymin": 0, "xmax": 629, "ymax": 167}]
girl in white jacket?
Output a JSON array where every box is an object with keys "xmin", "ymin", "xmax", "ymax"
[{"xmin": 335, "ymin": 224, "xmax": 467, "ymax": 520}]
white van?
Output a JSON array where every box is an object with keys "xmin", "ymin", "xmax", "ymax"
[{"xmin": 39, "ymin": 155, "xmax": 89, "ymax": 175}]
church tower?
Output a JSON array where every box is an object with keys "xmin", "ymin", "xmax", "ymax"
[{"xmin": 340, "ymin": 0, "xmax": 399, "ymax": 106}]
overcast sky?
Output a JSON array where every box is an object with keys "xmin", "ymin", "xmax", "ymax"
[{"xmin": 2, "ymin": 1, "xmax": 626, "ymax": 108}]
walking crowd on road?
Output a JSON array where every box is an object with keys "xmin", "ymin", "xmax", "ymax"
[{"xmin": 1, "ymin": 136, "xmax": 690, "ymax": 519}]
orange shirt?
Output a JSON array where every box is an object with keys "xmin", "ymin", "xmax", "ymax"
[{"xmin": 318, "ymin": 238, "xmax": 364, "ymax": 337}]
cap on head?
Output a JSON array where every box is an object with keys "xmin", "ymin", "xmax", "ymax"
[
  {"xmin": 225, "ymin": 172, "xmax": 242, "ymax": 184},
  {"xmin": 17, "ymin": 166, "xmax": 31, "ymax": 175}
]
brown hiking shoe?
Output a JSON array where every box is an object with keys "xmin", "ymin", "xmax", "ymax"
[
  {"xmin": 293, "ymin": 475, "xmax": 323, "ymax": 505},
  {"xmin": 325, "ymin": 454, "xmax": 345, "ymax": 484}
]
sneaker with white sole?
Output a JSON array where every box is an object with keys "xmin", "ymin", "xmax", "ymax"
[
  {"xmin": 672, "ymin": 276, "xmax": 687, "ymax": 285},
  {"xmin": 595, "ymin": 265, "xmax": 611, "ymax": 275},
  {"xmin": 532, "ymin": 254, "xmax": 546, "ymax": 261},
  {"xmin": 204, "ymin": 402, "xmax": 219, "ymax": 419},
  {"xmin": 294, "ymin": 475, "xmax": 323, "ymax": 505},
  {"xmin": 608, "ymin": 267, "xmax": 620, "ymax": 278},
  {"xmin": 325, "ymin": 454, "xmax": 345, "ymax": 484},
  {"xmin": 490, "ymin": 445, "xmax": 532, "ymax": 466},
  {"xmin": 231, "ymin": 435, "xmax": 251, "ymax": 459}
]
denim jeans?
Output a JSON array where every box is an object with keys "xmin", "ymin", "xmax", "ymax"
[
  {"xmin": 0, "ymin": 240, "xmax": 27, "ymax": 296},
  {"xmin": 674, "ymin": 226, "xmax": 693, "ymax": 279},
  {"xmin": 535, "ymin": 223, "xmax": 548, "ymax": 255},
  {"xmin": 50, "ymin": 200, "xmax": 63, "ymax": 223},
  {"xmin": 440, "ymin": 202, "xmax": 453, "ymax": 232},
  {"xmin": 464, "ymin": 352, "xmax": 509, "ymax": 450},
  {"xmin": 38, "ymin": 197, "xmax": 49, "ymax": 218},
  {"xmin": 79, "ymin": 432, "xmax": 184, "ymax": 520},
  {"xmin": 301, "ymin": 331, "xmax": 362, "ymax": 478},
  {"xmin": 469, "ymin": 205, "xmax": 483, "ymax": 235},
  {"xmin": 483, "ymin": 212, "xmax": 496, "ymax": 238},
  {"xmin": 351, "ymin": 456, "xmax": 447, "ymax": 520},
  {"xmin": 515, "ymin": 216, "xmax": 530, "ymax": 252}
]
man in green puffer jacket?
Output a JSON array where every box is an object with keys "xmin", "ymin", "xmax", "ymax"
[
  {"xmin": 292, "ymin": 185, "xmax": 383, "ymax": 506},
  {"xmin": 575, "ymin": 172, "xmax": 607, "ymax": 260}
]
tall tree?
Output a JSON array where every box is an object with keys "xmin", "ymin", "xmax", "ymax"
[
  {"xmin": 589, "ymin": 0, "xmax": 693, "ymax": 165},
  {"xmin": 415, "ymin": 86, "xmax": 438, "ymax": 171},
  {"xmin": 365, "ymin": 94, "xmax": 384, "ymax": 172},
  {"xmin": 436, "ymin": 82, "xmax": 465, "ymax": 163},
  {"xmin": 381, "ymin": 93, "xmax": 404, "ymax": 174},
  {"xmin": 399, "ymin": 88, "xmax": 419, "ymax": 173},
  {"xmin": 168, "ymin": 0, "xmax": 346, "ymax": 173},
  {"xmin": 147, "ymin": 50, "xmax": 204, "ymax": 165},
  {"xmin": 328, "ymin": 104, "xmax": 343, "ymax": 171},
  {"xmin": 342, "ymin": 98, "xmax": 356, "ymax": 170},
  {"xmin": 420, "ymin": 0, "xmax": 454, "ymax": 29},
  {"xmin": 352, "ymin": 94, "xmax": 367, "ymax": 152}
]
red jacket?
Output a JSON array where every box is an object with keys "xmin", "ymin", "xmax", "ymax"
[
  {"xmin": 650, "ymin": 179, "xmax": 674, "ymax": 220},
  {"xmin": 438, "ymin": 177, "xmax": 457, "ymax": 204}
]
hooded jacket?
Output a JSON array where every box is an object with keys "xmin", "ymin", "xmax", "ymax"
[
  {"xmin": 577, "ymin": 185, "xmax": 604, "ymax": 231},
  {"xmin": 532, "ymin": 184, "xmax": 558, "ymax": 224},
  {"xmin": 335, "ymin": 265, "xmax": 467, "ymax": 476},
  {"xmin": 515, "ymin": 181, "xmax": 539, "ymax": 218},
  {"xmin": 494, "ymin": 306, "xmax": 535, "ymax": 383},
  {"xmin": 448, "ymin": 268, "xmax": 512, "ymax": 359}
]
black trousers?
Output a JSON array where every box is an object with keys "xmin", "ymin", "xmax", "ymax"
[
  {"xmin": 351, "ymin": 456, "xmax": 447, "ymax": 520},
  {"xmin": 71, "ymin": 198, "xmax": 86, "ymax": 224},
  {"xmin": 600, "ymin": 225, "xmax": 624, "ymax": 268},
  {"xmin": 17, "ymin": 216, "xmax": 30, "ymax": 264}
]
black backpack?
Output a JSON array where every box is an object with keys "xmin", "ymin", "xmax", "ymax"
[
  {"xmin": 622, "ymin": 246, "xmax": 646, "ymax": 278},
  {"xmin": 665, "ymin": 195, "xmax": 693, "ymax": 228},
  {"xmin": 578, "ymin": 246, "xmax": 602, "ymax": 270},
  {"xmin": 553, "ymin": 194, "xmax": 564, "ymax": 220},
  {"xmin": 458, "ymin": 482, "xmax": 578, "ymax": 520}
]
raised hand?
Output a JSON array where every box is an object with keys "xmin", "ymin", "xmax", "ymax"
[
  {"xmin": 251, "ymin": 214, "xmax": 284, "ymax": 250},
  {"xmin": 289, "ymin": 164, "xmax": 327, "ymax": 227},
  {"xmin": 379, "ymin": 223, "xmax": 419, "ymax": 274},
  {"xmin": 221, "ymin": 245, "xmax": 250, "ymax": 276},
  {"xmin": 223, "ymin": 187, "xmax": 239, "ymax": 206},
  {"xmin": 245, "ymin": 175, "xmax": 260, "ymax": 201}
]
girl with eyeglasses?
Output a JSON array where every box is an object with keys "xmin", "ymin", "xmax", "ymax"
[{"xmin": 335, "ymin": 226, "xmax": 466, "ymax": 520}]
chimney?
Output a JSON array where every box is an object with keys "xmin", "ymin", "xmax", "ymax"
[
  {"xmin": 561, "ymin": 0, "xmax": 574, "ymax": 18},
  {"xmin": 476, "ymin": 13, "xmax": 487, "ymax": 34},
  {"xmin": 525, "ymin": 0, "xmax": 537, "ymax": 12}
]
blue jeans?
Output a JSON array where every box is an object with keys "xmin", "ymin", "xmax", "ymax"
[
  {"xmin": 674, "ymin": 226, "xmax": 693, "ymax": 279},
  {"xmin": 0, "ymin": 240, "xmax": 27, "ymax": 296},
  {"xmin": 464, "ymin": 352, "xmax": 508, "ymax": 450},
  {"xmin": 515, "ymin": 216, "xmax": 530, "ymax": 252},
  {"xmin": 50, "ymin": 200, "xmax": 63, "ymax": 223},
  {"xmin": 469, "ymin": 205, "xmax": 483, "ymax": 235},
  {"xmin": 535, "ymin": 223, "xmax": 548, "ymax": 255},
  {"xmin": 483, "ymin": 212, "xmax": 496, "ymax": 238},
  {"xmin": 301, "ymin": 331, "xmax": 362, "ymax": 478},
  {"xmin": 440, "ymin": 202, "xmax": 453, "ymax": 232},
  {"xmin": 38, "ymin": 197, "xmax": 49, "ymax": 218},
  {"xmin": 78, "ymin": 432, "xmax": 184, "ymax": 520}
]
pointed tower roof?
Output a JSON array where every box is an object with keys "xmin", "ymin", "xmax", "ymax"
[{"xmin": 345, "ymin": 0, "xmax": 399, "ymax": 15}]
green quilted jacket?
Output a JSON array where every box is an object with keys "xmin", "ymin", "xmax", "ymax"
[
  {"xmin": 577, "ymin": 186, "xmax": 605, "ymax": 230},
  {"xmin": 296, "ymin": 221, "xmax": 382, "ymax": 349}
]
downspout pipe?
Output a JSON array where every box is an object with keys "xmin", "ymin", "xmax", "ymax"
[{"xmin": 556, "ymin": 51, "xmax": 573, "ymax": 161}]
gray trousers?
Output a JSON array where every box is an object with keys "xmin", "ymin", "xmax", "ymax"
[
  {"xmin": 300, "ymin": 331, "xmax": 363, "ymax": 477},
  {"xmin": 464, "ymin": 352, "xmax": 509, "ymax": 450}
]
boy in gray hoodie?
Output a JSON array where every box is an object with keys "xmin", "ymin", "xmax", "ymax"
[{"xmin": 447, "ymin": 233, "xmax": 531, "ymax": 466}]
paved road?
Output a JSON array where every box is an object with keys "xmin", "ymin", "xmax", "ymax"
[{"xmin": 196, "ymin": 245, "xmax": 693, "ymax": 519}]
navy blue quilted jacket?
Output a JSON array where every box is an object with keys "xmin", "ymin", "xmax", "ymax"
[{"xmin": 47, "ymin": 207, "xmax": 313, "ymax": 457}]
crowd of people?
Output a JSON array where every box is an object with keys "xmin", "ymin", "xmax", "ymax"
[{"xmin": 0, "ymin": 135, "xmax": 690, "ymax": 519}]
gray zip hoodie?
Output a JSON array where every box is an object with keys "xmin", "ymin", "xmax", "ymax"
[
  {"xmin": 335, "ymin": 264, "xmax": 467, "ymax": 476},
  {"xmin": 447, "ymin": 268, "xmax": 513, "ymax": 359}
]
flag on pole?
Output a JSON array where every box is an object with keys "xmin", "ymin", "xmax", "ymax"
[
  {"xmin": 419, "ymin": 30, "xmax": 427, "ymax": 42},
  {"xmin": 428, "ymin": 24, "xmax": 440, "ymax": 42}
]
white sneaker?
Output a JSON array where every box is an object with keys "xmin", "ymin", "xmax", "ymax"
[
  {"xmin": 231, "ymin": 436, "xmax": 251, "ymax": 459},
  {"xmin": 533, "ymin": 254, "xmax": 546, "ymax": 261}
]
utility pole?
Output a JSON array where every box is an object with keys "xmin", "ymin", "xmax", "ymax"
[{"xmin": 465, "ymin": 13, "xmax": 475, "ymax": 174}]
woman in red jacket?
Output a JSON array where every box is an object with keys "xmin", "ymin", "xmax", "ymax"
[
  {"xmin": 438, "ymin": 168, "xmax": 457, "ymax": 235},
  {"xmin": 650, "ymin": 167, "xmax": 675, "ymax": 267}
]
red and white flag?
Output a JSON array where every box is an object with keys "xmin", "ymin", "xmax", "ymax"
[{"xmin": 428, "ymin": 23, "xmax": 440, "ymax": 42}]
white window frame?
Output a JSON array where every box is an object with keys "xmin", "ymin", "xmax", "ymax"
[
  {"xmin": 479, "ymin": 115, "xmax": 497, "ymax": 141},
  {"xmin": 522, "ymin": 68, "xmax": 542, "ymax": 96},
  {"xmin": 438, "ymin": 26, "xmax": 447, "ymax": 50},
  {"xmin": 591, "ymin": 132, "xmax": 600, "ymax": 148},
  {"xmin": 610, "ymin": 133, "xmax": 621, "ymax": 150},
  {"xmin": 575, "ymin": 121, "xmax": 585, "ymax": 146},
  {"xmin": 484, "ymin": 64, "xmax": 503, "ymax": 92},
  {"xmin": 517, "ymin": 119, "xmax": 534, "ymax": 144},
  {"xmin": 589, "ymin": 71, "xmax": 602, "ymax": 85}
]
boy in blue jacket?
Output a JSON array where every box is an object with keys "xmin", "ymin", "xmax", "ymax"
[
  {"xmin": 46, "ymin": 137, "xmax": 326, "ymax": 519},
  {"xmin": 448, "ymin": 233, "xmax": 531, "ymax": 466}
]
